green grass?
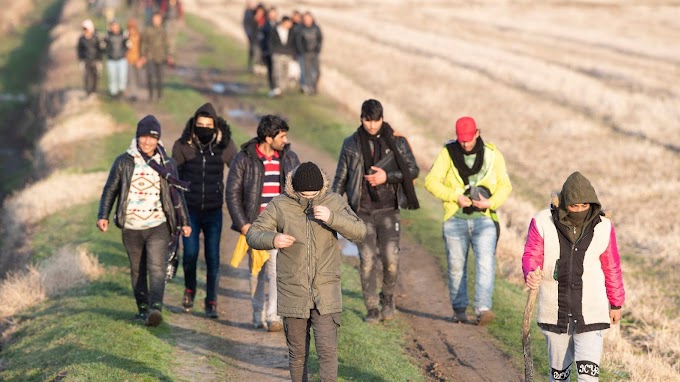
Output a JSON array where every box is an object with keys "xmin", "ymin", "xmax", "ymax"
[
  {"xmin": 1, "ymin": 201, "xmax": 178, "ymax": 382},
  {"xmin": 0, "ymin": 0, "xmax": 64, "ymax": 195}
]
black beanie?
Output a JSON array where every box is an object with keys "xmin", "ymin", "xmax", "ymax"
[
  {"xmin": 292, "ymin": 162, "xmax": 324, "ymax": 192},
  {"xmin": 136, "ymin": 115, "xmax": 161, "ymax": 139}
]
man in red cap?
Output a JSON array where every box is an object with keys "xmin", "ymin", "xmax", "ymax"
[{"xmin": 424, "ymin": 116, "xmax": 512, "ymax": 325}]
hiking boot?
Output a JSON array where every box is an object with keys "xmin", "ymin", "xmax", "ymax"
[
  {"xmin": 204, "ymin": 301, "xmax": 218, "ymax": 319},
  {"xmin": 364, "ymin": 308, "xmax": 381, "ymax": 324},
  {"xmin": 268, "ymin": 320, "xmax": 283, "ymax": 332},
  {"xmin": 477, "ymin": 310, "xmax": 495, "ymax": 326},
  {"xmin": 451, "ymin": 308, "xmax": 469, "ymax": 324},
  {"xmin": 380, "ymin": 293, "xmax": 396, "ymax": 321},
  {"xmin": 146, "ymin": 309, "xmax": 163, "ymax": 327},
  {"xmin": 182, "ymin": 289, "xmax": 195, "ymax": 313}
]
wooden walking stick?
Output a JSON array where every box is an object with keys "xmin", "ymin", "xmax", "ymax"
[{"xmin": 523, "ymin": 268, "xmax": 542, "ymax": 382}]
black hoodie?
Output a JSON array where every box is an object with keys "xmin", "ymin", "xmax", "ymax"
[{"xmin": 172, "ymin": 103, "xmax": 237, "ymax": 211}]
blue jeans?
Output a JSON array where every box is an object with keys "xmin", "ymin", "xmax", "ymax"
[
  {"xmin": 182, "ymin": 209, "xmax": 222, "ymax": 304},
  {"xmin": 106, "ymin": 58, "xmax": 128, "ymax": 96},
  {"xmin": 443, "ymin": 216, "xmax": 497, "ymax": 314}
]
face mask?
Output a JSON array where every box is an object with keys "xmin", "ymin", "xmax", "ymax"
[
  {"xmin": 194, "ymin": 126, "xmax": 215, "ymax": 144},
  {"xmin": 566, "ymin": 209, "xmax": 589, "ymax": 225}
]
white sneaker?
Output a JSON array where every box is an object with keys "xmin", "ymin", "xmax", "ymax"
[{"xmin": 267, "ymin": 88, "xmax": 282, "ymax": 97}]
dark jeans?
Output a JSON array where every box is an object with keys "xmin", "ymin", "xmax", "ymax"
[
  {"xmin": 301, "ymin": 53, "xmax": 320, "ymax": 91},
  {"xmin": 122, "ymin": 224, "xmax": 171, "ymax": 313},
  {"xmin": 146, "ymin": 61, "xmax": 163, "ymax": 100},
  {"xmin": 83, "ymin": 61, "xmax": 98, "ymax": 95},
  {"xmin": 357, "ymin": 208, "xmax": 400, "ymax": 310},
  {"xmin": 182, "ymin": 208, "xmax": 222, "ymax": 304},
  {"xmin": 264, "ymin": 54, "xmax": 274, "ymax": 90},
  {"xmin": 284, "ymin": 309, "xmax": 340, "ymax": 382}
]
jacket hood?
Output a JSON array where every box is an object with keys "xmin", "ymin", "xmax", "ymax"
[
  {"xmin": 180, "ymin": 110, "xmax": 231, "ymax": 149},
  {"xmin": 284, "ymin": 163, "xmax": 330, "ymax": 204},
  {"xmin": 552, "ymin": 171, "xmax": 602, "ymax": 224}
]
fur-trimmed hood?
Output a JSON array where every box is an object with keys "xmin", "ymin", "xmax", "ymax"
[
  {"xmin": 283, "ymin": 163, "xmax": 331, "ymax": 203},
  {"xmin": 179, "ymin": 110, "xmax": 232, "ymax": 149}
]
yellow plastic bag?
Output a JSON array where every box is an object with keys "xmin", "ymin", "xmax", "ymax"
[{"xmin": 230, "ymin": 235, "xmax": 270, "ymax": 276}]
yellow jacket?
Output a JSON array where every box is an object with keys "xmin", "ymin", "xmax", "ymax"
[
  {"xmin": 424, "ymin": 142, "xmax": 512, "ymax": 221},
  {"xmin": 230, "ymin": 234, "xmax": 270, "ymax": 275}
]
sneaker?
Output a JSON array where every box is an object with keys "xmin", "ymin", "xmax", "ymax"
[
  {"xmin": 267, "ymin": 88, "xmax": 282, "ymax": 97},
  {"xmin": 204, "ymin": 301, "xmax": 218, "ymax": 319},
  {"xmin": 477, "ymin": 310, "xmax": 495, "ymax": 326},
  {"xmin": 253, "ymin": 321, "xmax": 266, "ymax": 329},
  {"xmin": 146, "ymin": 309, "xmax": 163, "ymax": 327},
  {"xmin": 133, "ymin": 312, "xmax": 147, "ymax": 322},
  {"xmin": 182, "ymin": 289, "xmax": 195, "ymax": 313},
  {"xmin": 451, "ymin": 308, "xmax": 469, "ymax": 324},
  {"xmin": 268, "ymin": 321, "xmax": 283, "ymax": 332},
  {"xmin": 380, "ymin": 293, "xmax": 396, "ymax": 321},
  {"xmin": 364, "ymin": 308, "xmax": 381, "ymax": 324}
]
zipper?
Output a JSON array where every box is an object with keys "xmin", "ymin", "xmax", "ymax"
[
  {"xmin": 306, "ymin": 205, "xmax": 313, "ymax": 307},
  {"xmin": 201, "ymin": 150, "xmax": 206, "ymax": 210}
]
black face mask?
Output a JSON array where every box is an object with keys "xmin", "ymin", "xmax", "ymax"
[
  {"xmin": 566, "ymin": 209, "xmax": 589, "ymax": 226},
  {"xmin": 194, "ymin": 126, "xmax": 215, "ymax": 144}
]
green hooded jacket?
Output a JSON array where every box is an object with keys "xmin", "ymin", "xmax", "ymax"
[
  {"xmin": 556, "ymin": 171, "xmax": 602, "ymax": 242},
  {"xmin": 246, "ymin": 166, "xmax": 367, "ymax": 318}
]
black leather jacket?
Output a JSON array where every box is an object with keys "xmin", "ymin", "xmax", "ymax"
[
  {"xmin": 332, "ymin": 132, "xmax": 420, "ymax": 212},
  {"xmin": 225, "ymin": 138, "xmax": 300, "ymax": 233},
  {"xmin": 97, "ymin": 153, "xmax": 190, "ymax": 231}
]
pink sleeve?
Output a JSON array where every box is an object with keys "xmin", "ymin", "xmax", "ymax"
[
  {"xmin": 600, "ymin": 224, "xmax": 625, "ymax": 307},
  {"xmin": 522, "ymin": 218, "xmax": 544, "ymax": 280}
]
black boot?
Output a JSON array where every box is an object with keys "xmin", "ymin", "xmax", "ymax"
[
  {"xmin": 182, "ymin": 289, "xmax": 195, "ymax": 313},
  {"xmin": 204, "ymin": 300, "xmax": 218, "ymax": 319},
  {"xmin": 365, "ymin": 308, "xmax": 381, "ymax": 324},
  {"xmin": 380, "ymin": 293, "xmax": 395, "ymax": 321}
]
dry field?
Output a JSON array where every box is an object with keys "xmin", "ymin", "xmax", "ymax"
[{"xmin": 189, "ymin": 0, "xmax": 680, "ymax": 380}]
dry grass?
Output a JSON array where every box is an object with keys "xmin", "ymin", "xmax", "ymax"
[
  {"xmin": 0, "ymin": 0, "xmax": 34, "ymax": 34},
  {"xmin": 197, "ymin": 1, "xmax": 680, "ymax": 378},
  {"xmin": 39, "ymin": 111, "xmax": 120, "ymax": 152},
  {"xmin": 0, "ymin": 245, "xmax": 102, "ymax": 318}
]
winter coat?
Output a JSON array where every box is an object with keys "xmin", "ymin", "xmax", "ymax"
[
  {"xmin": 246, "ymin": 167, "xmax": 366, "ymax": 318},
  {"xmin": 141, "ymin": 25, "xmax": 170, "ymax": 62},
  {"xmin": 172, "ymin": 115, "xmax": 237, "ymax": 212},
  {"xmin": 225, "ymin": 138, "xmax": 300, "ymax": 233},
  {"xmin": 105, "ymin": 30, "xmax": 128, "ymax": 60},
  {"xmin": 295, "ymin": 24, "xmax": 322, "ymax": 54},
  {"xmin": 332, "ymin": 131, "xmax": 420, "ymax": 213},
  {"xmin": 97, "ymin": 141, "xmax": 190, "ymax": 232},
  {"xmin": 522, "ymin": 173, "xmax": 625, "ymax": 334},
  {"xmin": 424, "ymin": 141, "xmax": 512, "ymax": 222},
  {"xmin": 270, "ymin": 26, "xmax": 295, "ymax": 57},
  {"xmin": 126, "ymin": 27, "xmax": 141, "ymax": 64},
  {"xmin": 77, "ymin": 34, "xmax": 103, "ymax": 62}
]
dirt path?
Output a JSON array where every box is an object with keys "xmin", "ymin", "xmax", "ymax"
[{"xmin": 124, "ymin": 10, "xmax": 522, "ymax": 380}]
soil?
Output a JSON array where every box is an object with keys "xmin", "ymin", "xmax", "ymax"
[{"xmin": 126, "ymin": 17, "xmax": 521, "ymax": 382}]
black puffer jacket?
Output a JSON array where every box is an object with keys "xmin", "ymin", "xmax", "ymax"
[
  {"xmin": 77, "ymin": 34, "xmax": 104, "ymax": 62},
  {"xmin": 332, "ymin": 130, "xmax": 420, "ymax": 212},
  {"xmin": 97, "ymin": 152, "xmax": 190, "ymax": 231},
  {"xmin": 172, "ymin": 105, "xmax": 237, "ymax": 212},
  {"xmin": 295, "ymin": 24, "xmax": 322, "ymax": 54},
  {"xmin": 225, "ymin": 138, "xmax": 300, "ymax": 232},
  {"xmin": 270, "ymin": 26, "xmax": 295, "ymax": 56},
  {"xmin": 105, "ymin": 30, "xmax": 128, "ymax": 60}
]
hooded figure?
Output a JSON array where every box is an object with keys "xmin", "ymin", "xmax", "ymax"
[
  {"xmin": 522, "ymin": 171, "xmax": 625, "ymax": 382},
  {"xmin": 171, "ymin": 103, "xmax": 237, "ymax": 318},
  {"xmin": 246, "ymin": 162, "xmax": 366, "ymax": 382}
]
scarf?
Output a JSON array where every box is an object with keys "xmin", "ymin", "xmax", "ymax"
[
  {"xmin": 446, "ymin": 137, "xmax": 486, "ymax": 214},
  {"xmin": 356, "ymin": 123, "xmax": 419, "ymax": 209}
]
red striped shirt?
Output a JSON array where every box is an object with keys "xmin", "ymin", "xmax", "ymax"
[{"xmin": 256, "ymin": 144, "xmax": 281, "ymax": 213}]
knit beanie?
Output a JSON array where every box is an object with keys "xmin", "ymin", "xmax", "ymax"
[
  {"xmin": 136, "ymin": 115, "xmax": 161, "ymax": 139},
  {"xmin": 292, "ymin": 162, "xmax": 324, "ymax": 192}
]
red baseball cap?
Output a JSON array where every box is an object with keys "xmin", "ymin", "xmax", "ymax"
[{"xmin": 455, "ymin": 116, "xmax": 477, "ymax": 142}]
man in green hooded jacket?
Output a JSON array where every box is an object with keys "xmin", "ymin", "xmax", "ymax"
[{"xmin": 247, "ymin": 162, "xmax": 366, "ymax": 382}]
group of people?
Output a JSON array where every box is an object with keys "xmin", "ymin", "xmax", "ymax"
[
  {"xmin": 243, "ymin": 2, "xmax": 323, "ymax": 97},
  {"xmin": 95, "ymin": 61, "xmax": 625, "ymax": 382},
  {"xmin": 77, "ymin": 1, "xmax": 182, "ymax": 101}
]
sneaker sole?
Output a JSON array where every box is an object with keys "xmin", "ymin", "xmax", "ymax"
[{"xmin": 478, "ymin": 311, "xmax": 495, "ymax": 326}]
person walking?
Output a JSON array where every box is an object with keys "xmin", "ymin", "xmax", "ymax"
[
  {"xmin": 172, "ymin": 103, "xmax": 237, "ymax": 318},
  {"xmin": 424, "ymin": 116, "xmax": 512, "ymax": 325},
  {"xmin": 77, "ymin": 19, "xmax": 104, "ymax": 97},
  {"xmin": 247, "ymin": 162, "xmax": 366, "ymax": 382},
  {"xmin": 260, "ymin": 7, "xmax": 278, "ymax": 97},
  {"xmin": 125, "ymin": 18, "xmax": 143, "ymax": 101},
  {"xmin": 159, "ymin": 0, "xmax": 183, "ymax": 58},
  {"xmin": 523, "ymin": 171, "xmax": 625, "ymax": 382},
  {"xmin": 267, "ymin": 16, "xmax": 295, "ymax": 97},
  {"xmin": 225, "ymin": 115, "xmax": 300, "ymax": 331},
  {"xmin": 104, "ymin": 19, "xmax": 129, "ymax": 99},
  {"xmin": 97, "ymin": 115, "xmax": 191, "ymax": 326},
  {"xmin": 140, "ymin": 12, "xmax": 172, "ymax": 102},
  {"xmin": 294, "ymin": 12, "xmax": 322, "ymax": 95},
  {"xmin": 332, "ymin": 99, "xmax": 420, "ymax": 323},
  {"xmin": 242, "ymin": 0, "xmax": 257, "ymax": 72}
]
